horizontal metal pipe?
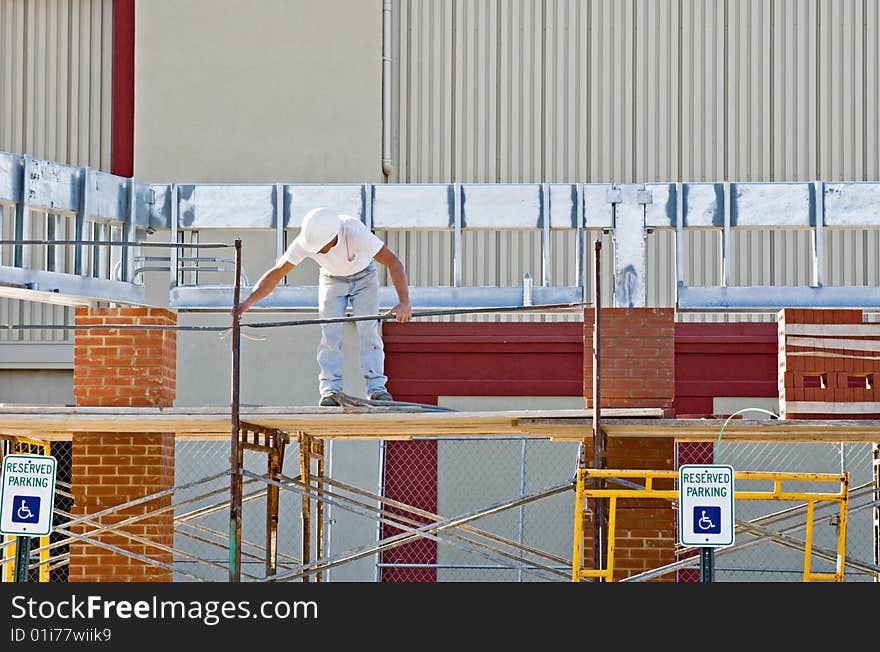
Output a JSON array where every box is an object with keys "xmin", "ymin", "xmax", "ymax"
[
  {"xmin": 245, "ymin": 301, "xmax": 587, "ymax": 329},
  {"xmin": 0, "ymin": 239, "xmax": 233, "ymax": 248},
  {"xmin": 2, "ymin": 301, "xmax": 587, "ymax": 332}
]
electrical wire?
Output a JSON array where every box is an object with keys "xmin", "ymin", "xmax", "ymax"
[{"xmin": 0, "ymin": 301, "xmax": 589, "ymax": 332}]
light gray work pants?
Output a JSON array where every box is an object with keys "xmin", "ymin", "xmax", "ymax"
[{"xmin": 317, "ymin": 261, "xmax": 388, "ymax": 397}]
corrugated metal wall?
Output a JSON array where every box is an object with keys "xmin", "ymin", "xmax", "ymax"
[
  {"xmin": 0, "ymin": 0, "xmax": 114, "ymax": 340},
  {"xmin": 387, "ymin": 0, "xmax": 880, "ymax": 322},
  {"xmin": 0, "ymin": 1, "xmax": 877, "ymax": 331}
]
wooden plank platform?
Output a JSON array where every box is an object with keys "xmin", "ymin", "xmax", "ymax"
[
  {"xmin": 520, "ymin": 417, "xmax": 880, "ymax": 442},
  {"xmin": 0, "ymin": 406, "xmax": 651, "ymax": 440},
  {"xmin": 0, "ymin": 405, "xmax": 878, "ymax": 442}
]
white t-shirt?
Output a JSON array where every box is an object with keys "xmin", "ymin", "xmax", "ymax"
[{"xmin": 279, "ymin": 215, "xmax": 385, "ymax": 276}]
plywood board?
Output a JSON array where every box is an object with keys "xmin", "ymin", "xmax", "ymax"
[{"xmin": 0, "ymin": 406, "xmax": 876, "ymax": 442}]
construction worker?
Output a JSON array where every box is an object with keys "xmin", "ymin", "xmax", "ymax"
[{"xmin": 235, "ymin": 206, "xmax": 412, "ymax": 406}]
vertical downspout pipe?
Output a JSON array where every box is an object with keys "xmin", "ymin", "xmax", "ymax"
[{"xmin": 382, "ymin": 0, "xmax": 394, "ymax": 179}]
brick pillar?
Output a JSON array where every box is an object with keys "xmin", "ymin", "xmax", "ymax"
[
  {"xmin": 778, "ymin": 309, "xmax": 880, "ymax": 419},
  {"xmin": 779, "ymin": 309, "xmax": 880, "ymax": 585},
  {"xmin": 69, "ymin": 307, "xmax": 177, "ymax": 582},
  {"xmin": 582, "ymin": 307, "xmax": 676, "ymax": 581}
]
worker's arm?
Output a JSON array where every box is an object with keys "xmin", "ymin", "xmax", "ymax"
[
  {"xmin": 235, "ymin": 260, "xmax": 295, "ymax": 316},
  {"xmin": 373, "ymin": 245, "xmax": 412, "ymax": 323}
]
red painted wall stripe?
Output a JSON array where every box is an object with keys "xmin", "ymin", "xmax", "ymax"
[
  {"xmin": 111, "ymin": 0, "xmax": 135, "ymax": 177},
  {"xmin": 385, "ymin": 322, "xmax": 778, "ymax": 411},
  {"xmin": 674, "ymin": 322, "xmax": 778, "ymax": 416}
]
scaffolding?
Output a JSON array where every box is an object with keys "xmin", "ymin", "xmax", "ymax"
[
  {"xmin": 572, "ymin": 468, "xmax": 851, "ymax": 582},
  {"xmin": 3, "ymin": 408, "xmax": 879, "ymax": 583},
  {"xmin": 1, "ymin": 182, "xmax": 879, "ymax": 582}
]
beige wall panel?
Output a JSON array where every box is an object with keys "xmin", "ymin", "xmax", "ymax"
[
  {"xmin": 818, "ymin": 0, "xmax": 866, "ymax": 180},
  {"xmin": 589, "ymin": 0, "xmax": 635, "ymax": 183},
  {"xmin": 825, "ymin": 229, "xmax": 878, "ymax": 286},
  {"xmin": 135, "ymin": 0, "xmax": 382, "ymax": 183},
  {"xmin": 499, "ymin": 0, "xmax": 543, "ymax": 182},
  {"xmin": 869, "ymin": 232, "xmax": 880, "ymax": 287},
  {"xmin": 645, "ymin": 230, "xmax": 677, "ymax": 309},
  {"xmin": 378, "ymin": 229, "xmax": 454, "ymax": 291},
  {"xmin": 634, "ymin": 0, "xmax": 679, "ymax": 182},
  {"xmin": 869, "ymin": 1, "xmax": 879, "ymax": 179},
  {"xmin": 769, "ymin": 230, "xmax": 811, "ymax": 286},
  {"xmin": 385, "ymin": 0, "xmax": 877, "ymax": 324},
  {"xmin": 543, "ymin": 0, "xmax": 588, "ymax": 182},
  {"xmin": 451, "ymin": 0, "xmax": 498, "ymax": 183},
  {"xmin": 772, "ymin": 0, "xmax": 819, "ymax": 181},
  {"xmin": 393, "ymin": 0, "xmax": 454, "ymax": 182},
  {"xmin": 726, "ymin": 0, "xmax": 771, "ymax": 180},
  {"xmin": 0, "ymin": 0, "xmax": 111, "ymax": 346},
  {"xmin": 0, "ymin": 0, "xmax": 112, "ymax": 165},
  {"xmin": 1, "ymin": 0, "xmax": 26, "ymax": 154},
  {"xmin": 0, "ymin": 369, "xmax": 73, "ymax": 404},
  {"xmin": 679, "ymin": 0, "xmax": 726, "ymax": 181}
]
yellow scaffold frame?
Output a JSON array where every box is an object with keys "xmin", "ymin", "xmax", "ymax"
[
  {"xmin": 572, "ymin": 468, "xmax": 850, "ymax": 583},
  {"xmin": 1, "ymin": 436, "xmax": 53, "ymax": 583}
]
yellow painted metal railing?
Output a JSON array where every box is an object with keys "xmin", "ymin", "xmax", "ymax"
[
  {"xmin": 2, "ymin": 436, "xmax": 53, "ymax": 583},
  {"xmin": 572, "ymin": 468, "xmax": 849, "ymax": 583}
]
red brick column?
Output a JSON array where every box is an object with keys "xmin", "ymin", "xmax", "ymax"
[
  {"xmin": 69, "ymin": 307, "xmax": 177, "ymax": 582},
  {"xmin": 582, "ymin": 307, "xmax": 676, "ymax": 581},
  {"xmin": 584, "ymin": 308, "xmax": 675, "ymax": 414},
  {"xmin": 778, "ymin": 309, "xmax": 880, "ymax": 419}
]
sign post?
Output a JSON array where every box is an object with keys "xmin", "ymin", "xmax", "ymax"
[
  {"xmin": 678, "ymin": 464, "xmax": 735, "ymax": 582},
  {"xmin": 0, "ymin": 454, "xmax": 58, "ymax": 582}
]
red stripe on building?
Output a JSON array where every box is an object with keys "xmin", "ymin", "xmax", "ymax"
[
  {"xmin": 674, "ymin": 322, "xmax": 778, "ymax": 417},
  {"xmin": 381, "ymin": 320, "xmax": 779, "ymax": 582}
]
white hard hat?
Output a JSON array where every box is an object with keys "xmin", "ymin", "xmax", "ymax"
[{"xmin": 300, "ymin": 207, "xmax": 341, "ymax": 253}]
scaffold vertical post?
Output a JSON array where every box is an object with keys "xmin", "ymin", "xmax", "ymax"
[
  {"xmin": 591, "ymin": 239, "xmax": 607, "ymax": 580},
  {"xmin": 835, "ymin": 472, "xmax": 849, "ymax": 582},
  {"xmin": 266, "ymin": 439, "xmax": 281, "ymax": 577},
  {"xmin": 572, "ymin": 469, "xmax": 585, "ymax": 582},
  {"xmin": 873, "ymin": 444, "xmax": 879, "ymax": 580},
  {"xmin": 228, "ymin": 238, "xmax": 243, "ymax": 582},
  {"xmin": 315, "ymin": 438, "xmax": 325, "ymax": 581},
  {"xmin": 300, "ymin": 432, "xmax": 312, "ymax": 582}
]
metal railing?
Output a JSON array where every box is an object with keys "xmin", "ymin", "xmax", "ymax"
[{"xmin": 4, "ymin": 150, "xmax": 880, "ymax": 314}]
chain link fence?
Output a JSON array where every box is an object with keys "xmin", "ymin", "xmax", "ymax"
[
  {"xmin": 172, "ymin": 440, "xmax": 305, "ymax": 582},
  {"xmin": 3, "ymin": 436, "xmax": 876, "ymax": 582},
  {"xmin": 0, "ymin": 439, "xmax": 71, "ymax": 583},
  {"xmin": 676, "ymin": 440, "xmax": 877, "ymax": 582},
  {"xmin": 379, "ymin": 437, "xmax": 578, "ymax": 582}
]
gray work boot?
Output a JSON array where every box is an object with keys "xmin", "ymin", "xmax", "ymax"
[
  {"xmin": 319, "ymin": 395, "xmax": 340, "ymax": 407},
  {"xmin": 369, "ymin": 390, "xmax": 393, "ymax": 402}
]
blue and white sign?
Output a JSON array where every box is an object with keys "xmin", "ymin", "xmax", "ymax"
[
  {"xmin": 0, "ymin": 454, "xmax": 57, "ymax": 537},
  {"xmin": 678, "ymin": 464, "xmax": 734, "ymax": 547}
]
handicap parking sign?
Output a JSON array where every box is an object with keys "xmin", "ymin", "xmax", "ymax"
[
  {"xmin": 678, "ymin": 464, "xmax": 734, "ymax": 547},
  {"xmin": 10, "ymin": 495, "xmax": 40, "ymax": 524},
  {"xmin": 693, "ymin": 505, "xmax": 721, "ymax": 534},
  {"xmin": 1, "ymin": 454, "xmax": 57, "ymax": 536}
]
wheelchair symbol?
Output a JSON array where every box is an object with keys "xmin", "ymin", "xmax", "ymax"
[
  {"xmin": 697, "ymin": 510, "xmax": 714, "ymax": 531},
  {"xmin": 692, "ymin": 505, "xmax": 721, "ymax": 534},
  {"xmin": 18, "ymin": 501, "xmax": 34, "ymax": 520},
  {"xmin": 10, "ymin": 495, "xmax": 40, "ymax": 524}
]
